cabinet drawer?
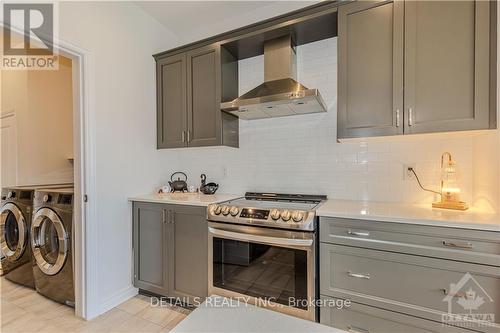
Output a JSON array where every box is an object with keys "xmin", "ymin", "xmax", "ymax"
[
  {"xmin": 320, "ymin": 244, "xmax": 500, "ymax": 329},
  {"xmin": 320, "ymin": 296, "xmax": 474, "ymax": 333},
  {"xmin": 320, "ymin": 217, "xmax": 500, "ymax": 266}
]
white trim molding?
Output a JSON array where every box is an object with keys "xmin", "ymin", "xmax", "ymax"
[
  {"xmin": 99, "ymin": 286, "xmax": 139, "ymax": 316},
  {"xmin": 1, "ymin": 24, "xmax": 99, "ymax": 320}
]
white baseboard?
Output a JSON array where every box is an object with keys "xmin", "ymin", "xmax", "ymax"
[{"xmin": 97, "ymin": 285, "xmax": 138, "ymax": 318}]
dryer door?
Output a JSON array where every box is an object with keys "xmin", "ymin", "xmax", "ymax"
[
  {"xmin": 0, "ymin": 203, "xmax": 28, "ymax": 261},
  {"xmin": 31, "ymin": 208, "xmax": 68, "ymax": 275}
]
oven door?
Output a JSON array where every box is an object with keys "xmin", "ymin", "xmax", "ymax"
[{"xmin": 208, "ymin": 221, "xmax": 316, "ymax": 321}]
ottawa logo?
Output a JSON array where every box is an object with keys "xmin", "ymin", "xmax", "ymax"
[{"xmin": 442, "ymin": 273, "xmax": 495, "ymax": 328}]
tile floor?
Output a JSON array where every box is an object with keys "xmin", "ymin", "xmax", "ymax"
[{"xmin": 0, "ymin": 277, "xmax": 190, "ymax": 332}]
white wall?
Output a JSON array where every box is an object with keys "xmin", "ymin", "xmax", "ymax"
[
  {"xmin": 1, "ymin": 55, "xmax": 73, "ymax": 187},
  {"xmin": 171, "ymin": 38, "xmax": 498, "ymax": 212},
  {"xmin": 57, "ymin": 1, "xmax": 180, "ymax": 317}
]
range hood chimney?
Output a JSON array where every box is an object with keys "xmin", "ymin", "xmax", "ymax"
[{"xmin": 221, "ymin": 35, "xmax": 327, "ymax": 120}]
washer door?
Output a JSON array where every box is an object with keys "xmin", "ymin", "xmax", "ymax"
[
  {"xmin": 31, "ymin": 208, "xmax": 68, "ymax": 275},
  {"xmin": 0, "ymin": 203, "xmax": 28, "ymax": 261}
]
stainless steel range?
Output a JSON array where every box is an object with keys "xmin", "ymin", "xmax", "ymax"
[
  {"xmin": 207, "ymin": 192, "xmax": 326, "ymax": 231},
  {"xmin": 207, "ymin": 192, "xmax": 326, "ymax": 321}
]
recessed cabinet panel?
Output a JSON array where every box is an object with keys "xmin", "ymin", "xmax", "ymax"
[
  {"xmin": 338, "ymin": 0, "xmax": 404, "ymax": 138},
  {"xmin": 167, "ymin": 205, "xmax": 208, "ymax": 303},
  {"xmin": 133, "ymin": 203, "xmax": 168, "ymax": 296},
  {"xmin": 157, "ymin": 54, "xmax": 187, "ymax": 148},
  {"xmin": 187, "ymin": 45, "xmax": 222, "ymax": 147},
  {"xmin": 404, "ymin": 0, "xmax": 491, "ymax": 133}
]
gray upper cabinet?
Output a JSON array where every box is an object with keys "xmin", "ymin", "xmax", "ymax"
[
  {"xmin": 133, "ymin": 202, "xmax": 169, "ymax": 295},
  {"xmin": 337, "ymin": 0, "xmax": 496, "ymax": 139},
  {"xmin": 133, "ymin": 202, "xmax": 208, "ymax": 303},
  {"xmin": 157, "ymin": 53, "xmax": 188, "ymax": 149},
  {"xmin": 404, "ymin": 0, "xmax": 492, "ymax": 134},
  {"xmin": 155, "ymin": 43, "xmax": 238, "ymax": 149},
  {"xmin": 186, "ymin": 45, "xmax": 222, "ymax": 147},
  {"xmin": 337, "ymin": 0, "xmax": 404, "ymax": 139}
]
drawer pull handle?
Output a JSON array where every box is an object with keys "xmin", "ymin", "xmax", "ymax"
[
  {"xmin": 347, "ymin": 271, "xmax": 370, "ymax": 279},
  {"xmin": 441, "ymin": 288, "xmax": 469, "ymax": 299},
  {"xmin": 347, "ymin": 230, "xmax": 370, "ymax": 237},
  {"xmin": 442, "ymin": 241, "xmax": 473, "ymax": 249},
  {"xmin": 347, "ymin": 325, "xmax": 370, "ymax": 333}
]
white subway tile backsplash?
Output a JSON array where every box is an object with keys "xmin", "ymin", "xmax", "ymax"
[{"xmin": 170, "ymin": 37, "xmax": 498, "ymax": 211}]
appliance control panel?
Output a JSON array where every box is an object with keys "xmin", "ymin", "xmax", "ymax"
[
  {"xmin": 207, "ymin": 203, "xmax": 315, "ymax": 231},
  {"xmin": 239, "ymin": 208, "xmax": 269, "ymax": 220}
]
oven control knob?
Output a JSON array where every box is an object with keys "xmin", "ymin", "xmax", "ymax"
[
  {"xmin": 281, "ymin": 210, "xmax": 291, "ymax": 221},
  {"xmin": 7, "ymin": 191, "xmax": 15, "ymax": 199},
  {"xmin": 270, "ymin": 209, "xmax": 281, "ymax": 220},
  {"xmin": 292, "ymin": 211, "xmax": 304, "ymax": 222},
  {"xmin": 212, "ymin": 205, "xmax": 221, "ymax": 215},
  {"xmin": 221, "ymin": 205, "xmax": 230, "ymax": 216},
  {"xmin": 229, "ymin": 206, "xmax": 239, "ymax": 216}
]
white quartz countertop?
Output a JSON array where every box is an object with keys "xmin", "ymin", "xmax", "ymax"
[
  {"xmin": 171, "ymin": 296, "xmax": 344, "ymax": 333},
  {"xmin": 317, "ymin": 199, "xmax": 500, "ymax": 231},
  {"xmin": 128, "ymin": 192, "xmax": 241, "ymax": 207}
]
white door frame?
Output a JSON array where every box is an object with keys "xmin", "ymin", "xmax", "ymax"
[
  {"xmin": 2, "ymin": 26, "xmax": 98, "ymax": 319},
  {"xmin": 59, "ymin": 40, "xmax": 99, "ymax": 320}
]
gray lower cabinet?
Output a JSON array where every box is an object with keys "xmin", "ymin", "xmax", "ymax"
[
  {"xmin": 156, "ymin": 43, "xmax": 239, "ymax": 149},
  {"xmin": 133, "ymin": 202, "xmax": 208, "ymax": 304},
  {"xmin": 337, "ymin": 0, "xmax": 496, "ymax": 139},
  {"xmin": 320, "ymin": 296, "xmax": 473, "ymax": 333},
  {"xmin": 319, "ymin": 217, "xmax": 500, "ymax": 333},
  {"xmin": 133, "ymin": 202, "xmax": 169, "ymax": 295},
  {"xmin": 167, "ymin": 204, "xmax": 207, "ymax": 304}
]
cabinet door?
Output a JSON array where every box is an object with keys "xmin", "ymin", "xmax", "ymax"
[
  {"xmin": 166, "ymin": 205, "xmax": 208, "ymax": 304},
  {"xmin": 404, "ymin": 0, "xmax": 491, "ymax": 134},
  {"xmin": 157, "ymin": 53, "xmax": 187, "ymax": 149},
  {"xmin": 133, "ymin": 202, "xmax": 169, "ymax": 295},
  {"xmin": 186, "ymin": 44, "xmax": 222, "ymax": 147},
  {"xmin": 337, "ymin": 0, "xmax": 404, "ymax": 139}
]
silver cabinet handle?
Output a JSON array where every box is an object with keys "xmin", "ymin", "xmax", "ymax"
[
  {"xmin": 441, "ymin": 288, "xmax": 468, "ymax": 299},
  {"xmin": 162, "ymin": 209, "xmax": 167, "ymax": 224},
  {"xmin": 442, "ymin": 241, "xmax": 473, "ymax": 249},
  {"xmin": 347, "ymin": 230, "xmax": 370, "ymax": 237},
  {"xmin": 181, "ymin": 131, "xmax": 186, "ymax": 142},
  {"xmin": 187, "ymin": 130, "xmax": 191, "ymax": 143},
  {"xmin": 408, "ymin": 108, "xmax": 413, "ymax": 126},
  {"xmin": 347, "ymin": 325, "xmax": 370, "ymax": 333},
  {"xmin": 347, "ymin": 271, "xmax": 370, "ymax": 279},
  {"xmin": 396, "ymin": 109, "xmax": 400, "ymax": 127}
]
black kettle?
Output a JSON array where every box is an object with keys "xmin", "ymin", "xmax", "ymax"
[
  {"xmin": 168, "ymin": 172, "xmax": 188, "ymax": 192},
  {"xmin": 200, "ymin": 174, "xmax": 219, "ymax": 195}
]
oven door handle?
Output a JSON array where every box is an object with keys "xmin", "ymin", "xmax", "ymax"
[{"xmin": 208, "ymin": 227, "xmax": 313, "ymax": 247}]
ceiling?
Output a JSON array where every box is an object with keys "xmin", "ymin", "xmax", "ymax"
[{"xmin": 135, "ymin": 1, "xmax": 317, "ymax": 43}]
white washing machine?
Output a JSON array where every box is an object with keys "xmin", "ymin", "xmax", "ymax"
[{"xmin": 31, "ymin": 188, "xmax": 75, "ymax": 306}]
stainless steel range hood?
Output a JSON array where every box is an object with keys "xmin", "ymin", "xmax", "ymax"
[{"xmin": 221, "ymin": 35, "xmax": 327, "ymax": 120}]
